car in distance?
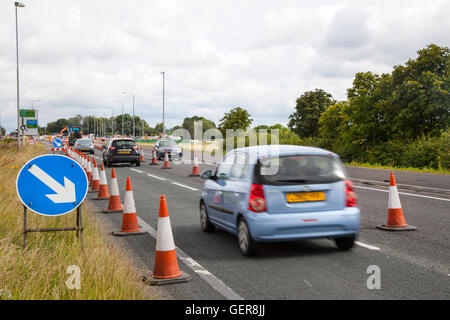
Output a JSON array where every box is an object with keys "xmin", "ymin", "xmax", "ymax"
[
  {"xmin": 154, "ymin": 139, "xmax": 183, "ymax": 160},
  {"xmin": 73, "ymin": 138, "xmax": 95, "ymax": 154},
  {"xmin": 199, "ymin": 145, "xmax": 360, "ymax": 256},
  {"xmin": 102, "ymin": 138, "xmax": 140, "ymax": 167}
]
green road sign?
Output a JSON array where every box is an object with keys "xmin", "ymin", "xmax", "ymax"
[{"xmin": 20, "ymin": 109, "xmax": 35, "ymax": 118}]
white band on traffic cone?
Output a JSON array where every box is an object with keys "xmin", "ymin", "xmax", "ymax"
[
  {"xmin": 388, "ymin": 186, "xmax": 402, "ymax": 209},
  {"xmin": 123, "ymin": 190, "xmax": 136, "ymax": 214},
  {"xmin": 110, "ymin": 177, "xmax": 120, "ymax": 196},
  {"xmin": 156, "ymin": 216, "xmax": 175, "ymax": 252},
  {"xmin": 92, "ymin": 164, "xmax": 100, "ymax": 181},
  {"xmin": 99, "ymin": 168, "xmax": 107, "ymax": 185}
]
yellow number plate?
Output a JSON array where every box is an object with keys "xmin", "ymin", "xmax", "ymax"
[
  {"xmin": 119, "ymin": 150, "xmax": 130, "ymax": 154},
  {"xmin": 286, "ymin": 192, "xmax": 326, "ymax": 203}
]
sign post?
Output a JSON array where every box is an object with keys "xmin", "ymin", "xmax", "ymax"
[{"xmin": 16, "ymin": 154, "xmax": 88, "ymax": 248}]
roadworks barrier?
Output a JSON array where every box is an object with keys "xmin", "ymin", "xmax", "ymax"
[
  {"xmin": 112, "ymin": 177, "xmax": 146, "ymax": 236},
  {"xmin": 95, "ymin": 162, "xmax": 110, "ymax": 200},
  {"xmin": 189, "ymin": 152, "xmax": 200, "ymax": 177},
  {"xmin": 89, "ymin": 159, "xmax": 100, "ymax": 193},
  {"xmin": 103, "ymin": 168, "xmax": 123, "ymax": 213},
  {"xmin": 150, "ymin": 148, "xmax": 158, "ymax": 165},
  {"xmin": 142, "ymin": 195, "xmax": 191, "ymax": 285},
  {"xmin": 161, "ymin": 149, "xmax": 171, "ymax": 169},
  {"xmin": 376, "ymin": 172, "xmax": 416, "ymax": 231}
]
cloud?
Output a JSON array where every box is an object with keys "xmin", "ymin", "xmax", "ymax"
[{"xmin": 0, "ymin": 0, "xmax": 449, "ymax": 132}]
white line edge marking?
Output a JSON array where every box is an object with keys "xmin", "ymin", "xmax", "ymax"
[
  {"xmin": 351, "ymin": 177, "xmax": 450, "ymax": 192},
  {"xmin": 354, "ymin": 185, "xmax": 450, "ymax": 202},
  {"xmin": 172, "ymin": 182, "xmax": 198, "ymax": 191},
  {"xmin": 146, "ymin": 173, "xmax": 166, "ymax": 181},
  {"xmin": 136, "ymin": 217, "xmax": 244, "ymax": 300},
  {"xmin": 130, "ymin": 168, "xmax": 143, "ymax": 174},
  {"xmin": 355, "ymin": 241, "xmax": 380, "ymax": 251}
]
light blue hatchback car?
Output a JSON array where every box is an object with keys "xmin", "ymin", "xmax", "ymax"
[{"xmin": 199, "ymin": 145, "xmax": 360, "ymax": 256}]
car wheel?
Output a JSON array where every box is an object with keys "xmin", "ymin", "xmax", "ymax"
[
  {"xmin": 106, "ymin": 159, "xmax": 112, "ymax": 167},
  {"xmin": 238, "ymin": 218, "xmax": 258, "ymax": 256},
  {"xmin": 136, "ymin": 161, "xmax": 140, "ymax": 167},
  {"xmin": 334, "ymin": 235, "xmax": 356, "ymax": 250},
  {"xmin": 200, "ymin": 203, "xmax": 215, "ymax": 233},
  {"xmin": 90, "ymin": 151, "xmax": 94, "ymax": 154}
]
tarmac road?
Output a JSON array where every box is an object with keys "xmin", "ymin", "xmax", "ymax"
[{"xmin": 44, "ymin": 143, "xmax": 450, "ymax": 299}]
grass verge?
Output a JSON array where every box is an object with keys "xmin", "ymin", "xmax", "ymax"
[
  {"xmin": 345, "ymin": 161, "xmax": 450, "ymax": 175},
  {"xmin": 0, "ymin": 144, "xmax": 155, "ymax": 300}
]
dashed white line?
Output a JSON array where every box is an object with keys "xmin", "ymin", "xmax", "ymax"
[
  {"xmin": 355, "ymin": 241, "xmax": 380, "ymax": 251},
  {"xmin": 146, "ymin": 173, "xmax": 166, "ymax": 181},
  {"xmin": 130, "ymin": 168, "xmax": 143, "ymax": 174},
  {"xmin": 171, "ymin": 182, "xmax": 198, "ymax": 191},
  {"xmin": 354, "ymin": 185, "xmax": 450, "ymax": 202}
]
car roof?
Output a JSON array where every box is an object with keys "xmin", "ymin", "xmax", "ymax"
[
  {"xmin": 110, "ymin": 138, "xmax": 135, "ymax": 141},
  {"xmin": 230, "ymin": 145, "xmax": 339, "ymax": 159}
]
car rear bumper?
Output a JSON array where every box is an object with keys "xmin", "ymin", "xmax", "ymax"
[
  {"xmin": 245, "ymin": 207, "xmax": 360, "ymax": 242},
  {"xmin": 108, "ymin": 155, "xmax": 140, "ymax": 163},
  {"xmin": 157, "ymin": 151, "xmax": 183, "ymax": 159},
  {"xmin": 76, "ymin": 148, "xmax": 94, "ymax": 153}
]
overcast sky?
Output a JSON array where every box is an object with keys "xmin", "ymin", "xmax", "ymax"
[{"xmin": 0, "ymin": 0, "xmax": 449, "ymax": 132}]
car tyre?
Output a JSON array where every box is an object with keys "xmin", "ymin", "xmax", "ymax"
[
  {"xmin": 238, "ymin": 218, "xmax": 258, "ymax": 256},
  {"xmin": 334, "ymin": 235, "xmax": 356, "ymax": 250},
  {"xmin": 200, "ymin": 203, "xmax": 215, "ymax": 232},
  {"xmin": 106, "ymin": 159, "xmax": 112, "ymax": 168},
  {"xmin": 136, "ymin": 161, "xmax": 141, "ymax": 167}
]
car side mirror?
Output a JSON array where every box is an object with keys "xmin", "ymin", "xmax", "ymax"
[{"xmin": 200, "ymin": 170, "xmax": 213, "ymax": 180}]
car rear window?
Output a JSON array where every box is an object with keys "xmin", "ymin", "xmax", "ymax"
[
  {"xmin": 77, "ymin": 139, "xmax": 91, "ymax": 145},
  {"xmin": 159, "ymin": 140, "xmax": 176, "ymax": 147},
  {"xmin": 112, "ymin": 140, "xmax": 135, "ymax": 148},
  {"xmin": 254, "ymin": 154, "xmax": 348, "ymax": 185}
]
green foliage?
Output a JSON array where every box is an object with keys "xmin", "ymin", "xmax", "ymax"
[
  {"xmin": 0, "ymin": 125, "xmax": 5, "ymax": 136},
  {"xmin": 219, "ymin": 107, "xmax": 253, "ymax": 134},
  {"xmin": 288, "ymin": 89, "xmax": 336, "ymax": 138},
  {"xmin": 182, "ymin": 116, "xmax": 216, "ymax": 138}
]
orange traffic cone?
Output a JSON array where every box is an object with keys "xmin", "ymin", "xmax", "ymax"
[
  {"xmin": 376, "ymin": 172, "xmax": 416, "ymax": 231},
  {"xmin": 82, "ymin": 154, "xmax": 87, "ymax": 172},
  {"xmin": 89, "ymin": 159, "xmax": 100, "ymax": 193},
  {"xmin": 94, "ymin": 162, "xmax": 110, "ymax": 200},
  {"xmin": 189, "ymin": 152, "xmax": 200, "ymax": 177},
  {"xmin": 150, "ymin": 147, "xmax": 158, "ymax": 165},
  {"xmin": 112, "ymin": 177, "xmax": 146, "ymax": 236},
  {"xmin": 161, "ymin": 149, "xmax": 171, "ymax": 169},
  {"xmin": 143, "ymin": 195, "xmax": 191, "ymax": 285},
  {"xmin": 140, "ymin": 147, "xmax": 145, "ymax": 162},
  {"xmin": 103, "ymin": 168, "xmax": 123, "ymax": 213}
]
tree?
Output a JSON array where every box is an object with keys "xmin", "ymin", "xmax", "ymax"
[
  {"xmin": 218, "ymin": 107, "xmax": 253, "ymax": 134},
  {"xmin": 389, "ymin": 44, "xmax": 450, "ymax": 139},
  {"xmin": 0, "ymin": 125, "xmax": 5, "ymax": 136},
  {"xmin": 288, "ymin": 89, "xmax": 336, "ymax": 137},
  {"xmin": 182, "ymin": 116, "xmax": 216, "ymax": 138}
]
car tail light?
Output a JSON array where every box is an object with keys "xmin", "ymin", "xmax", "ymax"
[
  {"xmin": 90, "ymin": 143, "xmax": 94, "ymax": 148},
  {"xmin": 248, "ymin": 184, "xmax": 266, "ymax": 212},
  {"xmin": 132, "ymin": 146, "xmax": 139, "ymax": 151},
  {"xmin": 109, "ymin": 146, "xmax": 115, "ymax": 151},
  {"xmin": 345, "ymin": 180, "xmax": 357, "ymax": 207}
]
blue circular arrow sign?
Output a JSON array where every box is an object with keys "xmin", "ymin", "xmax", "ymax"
[
  {"xmin": 52, "ymin": 139, "xmax": 62, "ymax": 148},
  {"xmin": 16, "ymin": 154, "xmax": 88, "ymax": 216}
]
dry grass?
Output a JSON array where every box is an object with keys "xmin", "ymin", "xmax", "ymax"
[{"xmin": 0, "ymin": 144, "xmax": 156, "ymax": 300}]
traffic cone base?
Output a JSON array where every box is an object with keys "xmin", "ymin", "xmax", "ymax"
[
  {"xmin": 376, "ymin": 172, "xmax": 416, "ymax": 232},
  {"xmin": 142, "ymin": 271, "xmax": 191, "ymax": 286}
]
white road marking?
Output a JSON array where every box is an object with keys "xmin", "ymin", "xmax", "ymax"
[
  {"xmin": 136, "ymin": 217, "xmax": 244, "ymax": 300},
  {"xmin": 351, "ymin": 177, "xmax": 450, "ymax": 193},
  {"xmin": 355, "ymin": 241, "xmax": 380, "ymax": 251},
  {"xmin": 146, "ymin": 173, "xmax": 166, "ymax": 181},
  {"xmin": 171, "ymin": 182, "xmax": 198, "ymax": 191},
  {"xmin": 354, "ymin": 185, "xmax": 450, "ymax": 202},
  {"xmin": 130, "ymin": 168, "xmax": 143, "ymax": 174}
]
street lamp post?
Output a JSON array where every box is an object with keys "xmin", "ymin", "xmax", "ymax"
[
  {"xmin": 122, "ymin": 92, "xmax": 135, "ymax": 137},
  {"xmin": 160, "ymin": 71, "xmax": 165, "ymax": 138},
  {"xmin": 15, "ymin": 2, "xmax": 25, "ymax": 150},
  {"xmin": 114, "ymin": 100, "xmax": 124, "ymax": 136}
]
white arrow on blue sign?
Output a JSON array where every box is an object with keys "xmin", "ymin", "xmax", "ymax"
[
  {"xmin": 52, "ymin": 139, "xmax": 62, "ymax": 148},
  {"xmin": 16, "ymin": 154, "xmax": 88, "ymax": 216}
]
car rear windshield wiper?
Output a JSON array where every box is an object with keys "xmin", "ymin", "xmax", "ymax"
[{"xmin": 275, "ymin": 179, "xmax": 311, "ymax": 183}]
